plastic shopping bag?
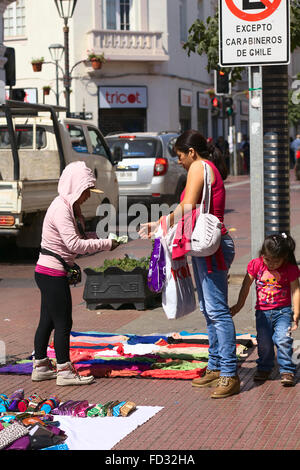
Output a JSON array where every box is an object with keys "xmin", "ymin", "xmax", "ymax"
[
  {"xmin": 147, "ymin": 226, "xmax": 166, "ymax": 293},
  {"xmin": 160, "ymin": 233, "xmax": 196, "ymax": 320}
]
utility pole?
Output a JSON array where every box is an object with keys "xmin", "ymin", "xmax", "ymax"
[{"xmin": 262, "ymin": 65, "xmax": 290, "ymax": 237}]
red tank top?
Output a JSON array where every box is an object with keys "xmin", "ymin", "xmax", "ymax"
[
  {"xmin": 184, "ymin": 159, "xmax": 227, "ymax": 236},
  {"xmin": 171, "ymin": 160, "xmax": 228, "ymax": 271}
]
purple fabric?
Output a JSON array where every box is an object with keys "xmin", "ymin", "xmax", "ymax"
[
  {"xmin": 147, "ymin": 237, "xmax": 166, "ymax": 293},
  {"xmin": 0, "ymin": 363, "xmax": 32, "ymax": 374},
  {"xmin": 45, "ymin": 424, "xmax": 65, "ymax": 436},
  {"xmin": 5, "ymin": 436, "xmax": 31, "ymax": 450}
]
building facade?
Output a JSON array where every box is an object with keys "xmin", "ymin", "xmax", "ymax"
[
  {"xmin": 3, "ymin": 0, "xmax": 251, "ymax": 141},
  {"xmin": 0, "ymin": 0, "xmax": 15, "ymax": 103}
]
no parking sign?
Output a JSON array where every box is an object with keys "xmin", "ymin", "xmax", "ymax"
[{"xmin": 219, "ymin": 0, "xmax": 290, "ymax": 66}]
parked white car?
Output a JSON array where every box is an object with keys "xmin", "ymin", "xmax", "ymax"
[{"xmin": 106, "ymin": 132, "xmax": 187, "ymax": 209}]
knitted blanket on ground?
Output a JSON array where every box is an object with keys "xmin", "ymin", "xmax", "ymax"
[{"xmin": 0, "ymin": 331, "xmax": 255, "ymax": 379}]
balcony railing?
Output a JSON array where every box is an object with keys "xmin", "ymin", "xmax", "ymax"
[{"xmin": 86, "ymin": 29, "xmax": 169, "ymax": 62}]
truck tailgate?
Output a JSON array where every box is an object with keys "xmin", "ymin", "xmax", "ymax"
[
  {"xmin": 0, "ymin": 180, "xmax": 58, "ymax": 214},
  {"xmin": 0, "ymin": 181, "xmax": 20, "ymax": 212}
]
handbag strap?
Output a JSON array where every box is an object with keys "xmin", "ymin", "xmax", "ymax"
[
  {"xmin": 40, "ymin": 247, "xmax": 70, "ymax": 271},
  {"xmin": 199, "ymin": 161, "xmax": 212, "ymax": 215}
]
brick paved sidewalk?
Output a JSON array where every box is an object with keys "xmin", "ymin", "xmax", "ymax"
[
  {"xmin": 1, "ymin": 243, "xmax": 300, "ymax": 450},
  {"xmin": 1, "ymin": 180, "xmax": 300, "ymax": 450}
]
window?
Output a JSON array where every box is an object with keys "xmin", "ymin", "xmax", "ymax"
[
  {"xmin": 197, "ymin": 0, "xmax": 204, "ymax": 20},
  {"xmin": 179, "ymin": 0, "xmax": 187, "ymax": 43},
  {"xmin": 66, "ymin": 124, "xmax": 88, "ymax": 154},
  {"xmin": 0, "ymin": 126, "xmax": 46, "ymax": 149},
  {"xmin": 167, "ymin": 137, "xmax": 178, "ymax": 157},
  {"xmin": 4, "ymin": 0, "xmax": 26, "ymax": 38},
  {"xmin": 106, "ymin": 137, "xmax": 162, "ymax": 158},
  {"xmin": 120, "ymin": 0, "xmax": 130, "ymax": 30},
  {"xmin": 88, "ymin": 127, "xmax": 111, "ymax": 160},
  {"xmin": 104, "ymin": 0, "xmax": 130, "ymax": 30}
]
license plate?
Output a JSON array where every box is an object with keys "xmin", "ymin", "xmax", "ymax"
[{"xmin": 116, "ymin": 171, "xmax": 137, "ymax": 182}]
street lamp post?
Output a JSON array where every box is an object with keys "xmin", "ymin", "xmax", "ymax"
[
  {"xmin": 48, "ymin": 43, "xmax": 64, "ymax": 106},
  {"xmin": 54, "ymin": 0, "xmax": 77, "ymax": 117}
]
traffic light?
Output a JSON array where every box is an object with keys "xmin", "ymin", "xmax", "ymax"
[
  {"xmin": 224, "ymin": 97, "xmax": 234, "ymax": 116},
  {"xmin": 215, "ymin": 70, "xmax": 231, "ymax": 95},
  {"xmin": 211, "ymin": 96, "xmax": 221, "ymax": 117},
  {"xmin": 4, "ymin": 47, "xmax": 16, "ymax": 87},
  {"xmin": 10, "ymin": 88, "xmax": 26, "ymax": 101}
]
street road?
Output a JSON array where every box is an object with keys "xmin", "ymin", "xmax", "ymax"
[{"xmin": 1, "ymin": 171, "xmax": 300, "ymax": 276}]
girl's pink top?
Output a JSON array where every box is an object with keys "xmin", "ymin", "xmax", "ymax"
[
  {"xmin": 248, "ymin": 257, "xmax": 300, "ymax": 310},
  {"xmin": 172, "ymin": 160, "xmax": 228, "ymax": 272}
]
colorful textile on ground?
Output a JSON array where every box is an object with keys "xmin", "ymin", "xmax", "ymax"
[{"xmin": 0, "ymin": 331, "xmax": 255, "ymax": 379}]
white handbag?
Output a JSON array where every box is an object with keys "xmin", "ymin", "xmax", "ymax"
[{"xmin": 188, "ymin": 161, "xmax": 222, "ymax": 258}]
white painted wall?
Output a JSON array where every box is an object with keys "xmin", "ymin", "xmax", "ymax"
[{"xmin": 2, "ymin": 0, "xmax": 240, "ymax": 137}]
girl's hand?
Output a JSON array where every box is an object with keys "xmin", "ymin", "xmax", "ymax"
[
  {"xmin": 138, "ymin": 221, "xmax": 159, "ymax": 239},
  {"xmin": 230, "ymin": 304, "xmax": 241, "ymax": 317},
  {"xmin": 291, "ymin": 312, "xmax": 299, "ymax": 331}
]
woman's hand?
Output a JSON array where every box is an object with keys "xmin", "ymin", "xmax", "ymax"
[
  {"xmin": 138, "ymin": 221, "xmax": 160, "ymax": 239},
  {"xmin": 110, "ymin": 240, "xmax": 120, "ymax": 250}
]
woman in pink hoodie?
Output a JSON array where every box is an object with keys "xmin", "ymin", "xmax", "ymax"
[{"xmin": 32, "ymin": 161, "xmax": 119, "ymax": 386}]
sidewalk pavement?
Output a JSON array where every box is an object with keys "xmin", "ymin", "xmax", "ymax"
[{"xmin": 1, "ymin": 234, "xmax": 300, "ymax": 451}]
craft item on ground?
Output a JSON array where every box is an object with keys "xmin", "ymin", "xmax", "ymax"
[
  {"xmin": 106, "ymin": 401, "xmax": 120, "ymax": 417},
  {"xmin": 18, "ymin": 393, "xmax": 44, "ymax": 412},
  {"xmin": 0, "ymin": 421, "xmax": 29, "ymax": 450},
  {"xmin": 8, "ymin": 389, "xmax": 24, "ymax": 411},
  {"xmin": 4, "ymin": 435, "xmax": 31, "ymax": 450},
  {"xmin": 0, "ymin": 394, "xmax": 9, "ymax": 412},
  {"xmin": 22, "ymin": 417, "xmax": 45, "ymax": 427},
  {"xmin": 119, "ymin": 401, "xmax": 136, "ymax": 417},
  {"xmin": 39, "ymin": 397, "xmax": 60, "ymax": 414},
  {"xmin": 87, "ymin": 403, "xmax": 104, "ymax": 417},
  {"xmin": 41, "ymin": 443, "xmax": 69, "ymax": 450},
  {"xmin": 28, "ymin": 422, "xmax": 67, "ymax": 450}
]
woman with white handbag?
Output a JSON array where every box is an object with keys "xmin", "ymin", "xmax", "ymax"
[{"xmin": 139, "ymin": 130, "xmax": 239, "ymax": 399}]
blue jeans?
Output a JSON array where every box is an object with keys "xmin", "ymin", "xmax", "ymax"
[
  {"xmin": 192, "ymin": 235, "xmax": 237, "ymax": 376},
  {"xmin": 256, "ymin": 307, "xmax": 296, "ymax": 374}
]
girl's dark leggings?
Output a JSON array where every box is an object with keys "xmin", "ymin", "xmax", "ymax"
[{"xmin": 34, "ymin": 272, "xmax": 72, "ymax": 364}]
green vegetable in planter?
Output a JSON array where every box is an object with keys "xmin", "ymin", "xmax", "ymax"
[{"xmin": 90, "ymin": 256, "xmax": 150, "ymax": 272}]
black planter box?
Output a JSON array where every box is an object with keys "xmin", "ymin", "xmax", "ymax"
[{"xmin": 83, "ymin": 266, "xmax": 161, "ymax": 311}]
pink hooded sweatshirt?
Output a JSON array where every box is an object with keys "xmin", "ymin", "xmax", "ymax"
[{"xmin": 36, "ymin": 161, "xmax": 112, "ymax": 271}]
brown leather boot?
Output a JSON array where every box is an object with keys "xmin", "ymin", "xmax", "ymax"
[
  {"xmin": 281, "ymin": 373, "xmax": 295, "ymax": 387},
  {"xmin": 192, "ymin": 369, "xmax": 220, "ymax": 388},
  {"xmin": 210, "ymin": 375, "xmax": 240, "ymax": 398}
]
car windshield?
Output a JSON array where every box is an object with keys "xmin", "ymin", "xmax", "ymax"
[{"xmin": 107, "ymin": 137, "xmax": 162, "ymax": 158}]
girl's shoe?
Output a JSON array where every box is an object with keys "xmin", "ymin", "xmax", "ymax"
[
  {"xmin": 31, "ymin": 357, "xmax": 57, "ymax": 381},
  {"xmin": 56, "ymin": 361, "xmax": 94, "ymax": 386},
  {"xmin": 280, "ymin": 373, "xmax": 295, "ymax": 387},
  {"xmin": 253, "ymin": 369, "xmax": 272, "ymax": 381}
]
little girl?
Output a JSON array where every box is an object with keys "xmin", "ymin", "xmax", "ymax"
[{"xmin": 231, "ymin": 233, "xmax": 300, "ymax": 387}]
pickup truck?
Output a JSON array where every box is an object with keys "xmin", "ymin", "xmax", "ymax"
[{"xmin": 0, "ymin": 100, "xmax": 122, "ymax": 248}]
